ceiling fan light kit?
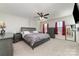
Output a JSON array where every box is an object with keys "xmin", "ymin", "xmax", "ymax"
[{"xmin": 40, "ymin": 17, "xmax": 47, "ymax": 22}]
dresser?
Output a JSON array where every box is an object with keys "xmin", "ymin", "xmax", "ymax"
[
  {"xmin": 0, "ymin": 33, "xmax": 13, "ymax": 56},
  {"xmin": 48, "ymin": 28, "xmax": 55, "ymax": 38}
]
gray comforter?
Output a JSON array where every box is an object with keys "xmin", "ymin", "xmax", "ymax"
[{"xmin": 23, "ymin": 33, "xmax": 50, "ymax": 46}]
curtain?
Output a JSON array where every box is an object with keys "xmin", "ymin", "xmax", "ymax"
[
  {"xmin": 55, "ymin": 22, "xmax": 58, "ymax": 34},
  {"xmin": 62, "ymin": 21, "xmax": 66, "ymax": 35}
]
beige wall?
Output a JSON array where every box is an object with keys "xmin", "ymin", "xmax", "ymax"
[{"xmin": 0, "ymin": 13, "xmax": 30, "ymax": 33}]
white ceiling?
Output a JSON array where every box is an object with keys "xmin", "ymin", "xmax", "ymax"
[{"xmin": 0, "ymin": 3, "xmax": 74, "ymax": 19}]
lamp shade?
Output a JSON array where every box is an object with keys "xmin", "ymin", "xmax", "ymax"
[{"xmin": 0, "ymin": 21, "xmax": 6, "ymax": 28}]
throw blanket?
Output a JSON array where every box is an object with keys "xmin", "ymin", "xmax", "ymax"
[{"xmin": 23, "ymin": 33, "xmax": 50, "ymax": 46}]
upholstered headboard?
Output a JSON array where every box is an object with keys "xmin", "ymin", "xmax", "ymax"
[{"xmin": 21, "ymin": 27, "xmax": 36, "ymax": 32}]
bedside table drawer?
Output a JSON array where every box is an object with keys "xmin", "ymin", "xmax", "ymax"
[{"xmin": 13, "ymin": 33, "xmax": 22, "ymax": 43}]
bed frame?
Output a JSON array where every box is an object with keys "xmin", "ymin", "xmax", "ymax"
[{"xmin": 21, "ymin": 27, "xmax": 50, "ymax": 49}]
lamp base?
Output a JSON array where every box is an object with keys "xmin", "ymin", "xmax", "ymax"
[{"xmin": 1, "ymin": 29, "xmax": 5, "ymax": 35}]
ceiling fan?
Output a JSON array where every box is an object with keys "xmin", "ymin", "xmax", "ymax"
[{"xmin": 37, "ymin": 12, "xmax": 49, "ymax": 19}]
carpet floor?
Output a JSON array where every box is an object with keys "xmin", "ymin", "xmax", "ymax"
[{"xmin": 13, "ymin": 38, "xmax": 79, "ymax": 56}]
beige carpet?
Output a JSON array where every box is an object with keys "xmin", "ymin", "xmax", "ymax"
[{"xmin": 13, "ymin": 38, "xmax": 79, "ymax": 56}]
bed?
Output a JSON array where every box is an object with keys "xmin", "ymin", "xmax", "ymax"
[{"xmin": 21, "ymin": 27, "xmax": 50, "ymax": 49}]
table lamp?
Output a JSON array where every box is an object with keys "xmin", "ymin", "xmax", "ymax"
[{"xmin": 0, "ymin": 21, "xmax": 6, "ymax": 35}]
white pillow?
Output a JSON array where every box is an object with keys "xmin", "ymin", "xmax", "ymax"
[
  {"xmin": 23, "ymin": 31, "xmax": 31, "ymax": 34},
  {"xmin": 21, "ymin": 31, "xmax": 31, "ymax": 38},
  {"xmin": 33, "ymin": 31, "xmax": 38, "ymax": 33}
]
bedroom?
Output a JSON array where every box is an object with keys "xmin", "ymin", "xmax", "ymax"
[{"xmin": 0, "ymin": 3, "xmax": 79, "ymax": 56}]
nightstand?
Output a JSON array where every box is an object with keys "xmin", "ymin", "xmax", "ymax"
[
  {"xmin": 13, "ymin": 33, "xmax": 22, "ymax": 43},
  {"xmin": 0, "ymin": 33, "xmax": 13, "ymax": 56}
]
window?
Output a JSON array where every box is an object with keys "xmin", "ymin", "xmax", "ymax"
[{"xmin": 57, "ymin": 21, "xmax": 63, "ymax": 27}]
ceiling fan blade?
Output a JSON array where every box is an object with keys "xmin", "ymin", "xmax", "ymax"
[
  {"xmin": 44, "ymin": 17, "xmax": 48, "ymax": 19},
  {"xmin": 40, "ymin": 12, "xmax": 43, "ymax": 17},
  {"xmin": 37, "ymin": 12, "xmax": 43, "ymax": 17},
  {"xmin": 37, "ymin": 13, "xmax": 41, "ymax": 16},
  {"xmin": 44, "ymin": 13, "xmax": 49, "ymax": 16}
]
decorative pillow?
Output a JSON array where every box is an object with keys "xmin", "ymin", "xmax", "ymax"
[
  {"xmin": 21, "ymin": 31, "xmax": 24, "ymax": 35},
  {"xmin": 21, "ymin": 31, "xmax": 31, "ymax": 37},
  {"xmin": 33, "ymin": 31, "xmax": 38, "ymax": 33}
]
